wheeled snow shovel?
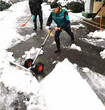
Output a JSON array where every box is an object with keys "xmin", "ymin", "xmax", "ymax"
[{"xmin": 10, "ymin": 28, "xmax": 53, "ymax": 75}]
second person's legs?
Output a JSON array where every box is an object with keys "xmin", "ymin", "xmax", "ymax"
[
  {"xmin": 33, "ymin": 13, "xmax": 37, "ymax": 30},
  {"xmin": 39, "ymin": 11, "xmax": 43, "ymax": 30}
]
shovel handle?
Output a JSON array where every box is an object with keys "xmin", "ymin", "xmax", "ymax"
[
  {"xmin": 22, "ymin": 14, "xmax": 32, "ymax": 26},
  {"xmin": 32, "ymin": 28, "xmax": 54, "ymax": 65}
]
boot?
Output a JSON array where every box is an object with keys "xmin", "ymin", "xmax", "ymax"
[
  {"xmin": 54, "ymin": 45, "xmax": 61, "ymax": 53},
  {"xmin": 40, "ymin": 26, "xmax": 43, "ymax": 30},
  {"xmin": 54, "ymin": 48, "xmax": 61, "ymax": 53},
  {"xmin": 71, "ymin": 40, "xmax": 75, "ymax": 44},
  {"xmin": 71, "ymin": 32, "xmax": 75, "ymax": 44}
]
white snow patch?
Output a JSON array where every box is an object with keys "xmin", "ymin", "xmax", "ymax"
[
  {"xmin": 70, "ymin": 43, "xmax": 82, "ymax": 51},
  {"xmin": 100, "ymin": 49, "xmax": 105, "ymax": 59}
]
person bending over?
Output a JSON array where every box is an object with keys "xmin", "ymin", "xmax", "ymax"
[{"xmin": 46, "ymin": 2, "xmax": 75, "ymax": 53}]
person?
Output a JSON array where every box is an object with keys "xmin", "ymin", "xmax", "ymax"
[
  {"xmin": 45, "ymin": 2, "xmax": 75, "ymax": 53},
  {"xmin": 29, "ymin": 0, "xmax": 43, "ymax": 30}
]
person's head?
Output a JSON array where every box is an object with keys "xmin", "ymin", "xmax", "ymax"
[{"xmin": 50, "ymin": 2, "xmax": 59, "ymax": 13}]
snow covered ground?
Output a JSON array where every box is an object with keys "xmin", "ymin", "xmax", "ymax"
[{"xmin": 0, "ymin": 1, "xmax": 105, "ymax": 110}]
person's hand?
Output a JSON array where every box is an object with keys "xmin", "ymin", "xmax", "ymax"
[
  {"xmin": 45, "ymin": 26, "xmax": 50, "ymax": 30},
  {"xmin": 54, "ymin": 27, "xmax": 61, "ymax": 31}
]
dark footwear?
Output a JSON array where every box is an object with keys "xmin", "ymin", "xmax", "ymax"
[
  {"xmin": 71, "ymin": 40, "xmax": 75, "ymax": 44},
  {"xmin": 40, "ymin": 27, "xmax": 43, "ymax": 30},
  {"xmin": 33, "ymin": 28, "xmax": 37, "ymax": 30},
  {"xmin": 40, "ymin": 24, "xmax": 43, "ymax": 30},
  {"xmin": 54, "ymin": 49, "xmax": 61, "ymax": 53}
]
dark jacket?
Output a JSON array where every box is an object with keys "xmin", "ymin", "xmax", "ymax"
[
  {"xmin": 46, "ymin": 8, "xmax": 70, "ymax": 29},
  {"xmin": 29, "ymin": 0, "xmax": 43, "ymax": 14}
]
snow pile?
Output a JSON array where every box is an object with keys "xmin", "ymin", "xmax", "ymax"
[
  {"xmin": 0, "ymin": 50, "xmax": 15, "ymax": 73},
  {"xmin": 1, "ymin": 61, "xmax": 39, "ymax": 94},
  {"xmin": 70, "ymin": 43, "xmax": 82, "ymax": 51},
  {"xmin": 100, "ymin": 49, "xmax": 105, "ymax": 59},
  {"xmin": 0, "ymin": 1, "xmax": 28, "ymax": 50},
  {"xmin": 0, "ymin": 50, "xmax": 39, "ymax": 95},
  {"xmin": 31, "ymin": 32, "xmax": 37, "ymax": 37},
  {"xmin": 69, "ymin": 12, "xmax": 82, "ymax": 22},
  {"xmin": 71, "ymin": 23, "xmax": 85, "ymax": 29},
  {"xmin": 87, "ymin": 32, "xmax": 93, "ymax": 37},
  {"xmin": 87, "ymin": 30, "xmax": 105, "ymax": 39},
  {"xmin": 22, "ymin": 47, "xmax": 44, "ymax": 60},
  {"xmin": 92, "ymin": 30, "xmax": 105, "ymax": 39},
  {"xmin": 38, "ymin": 59, "xmax": 105, "ymax": 110}
]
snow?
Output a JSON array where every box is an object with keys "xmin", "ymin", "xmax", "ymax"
[
  {"xmin": 70, "ymin": 43, "xmax": 82, "ymax": 51},
  {"xmin": 0, "ymin": 1, "xmax": 105, "ymax": 110},
  {"xmin": 87, "ymin": 30, "xmax": 105, "ymax": 39},
  {"xmin": 38, "ymin": 59, "xmax": 104, "ymax": 110},
  {"xmin": 1, "ymin": 62, "xmax": 39, "ymax": 94},
  {"xmin": 100, "ymin": 49, "xmax": 105, "ymax": 59},
  {"xmin": 0, "ymin": 1, "xmax": 30, "ymax": 50},
  {"xmin": 22, "ymin": 47, "xmax": 44, "ymax": 60}
]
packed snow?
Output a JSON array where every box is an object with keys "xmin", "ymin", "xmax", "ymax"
[
  {"xmin": 38, "ymin": 59, "xmax": 104, "ymax": 110},
  {"xmin": 70, "ymin": 43, "xmax": 82, "ymax": 51},
  {"xmin": 0, "ymin": 1, "xmax": 105, "ymax": 110}
]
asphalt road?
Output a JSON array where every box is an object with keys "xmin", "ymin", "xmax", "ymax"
[{"xmin": 7, "ymin": 23, "xmax": 105, "ymax": 78}]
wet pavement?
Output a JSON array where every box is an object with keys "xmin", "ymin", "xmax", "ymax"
[{"xmin": 8, "ymin": 21, "xmax": 105, "ymax": 77}]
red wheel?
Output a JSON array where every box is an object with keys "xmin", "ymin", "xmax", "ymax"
[
  {"xmin": 32, "ymin": 62, "xmax": 44, "ymax": 74},
  {"xmin": 24, "ymin": 59, "xmax": 33, "ymax": 68}
]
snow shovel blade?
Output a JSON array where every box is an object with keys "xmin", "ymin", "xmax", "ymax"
[
  {"xmin": 22, "ymin": 23, "xmax": 26, "ymax": 26},
  {"xmin": 21, "ymin": 14, "xmax": 32, "ymax": 27},
  {"xmin": 10, "ymin": 61, "xmax": 30, "ymax": 72}
]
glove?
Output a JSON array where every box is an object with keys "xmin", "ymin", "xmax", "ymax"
[
  {"xmin": 54, "ymin": 27, "xmax": 61, "ymax": 31},
  {"xmin": 33, "ymin": 15, "xmax": 35, "ymax": 20},
  {"xmin": 45, "ymin": 26, "xmax": 50, "ymax": 30}
]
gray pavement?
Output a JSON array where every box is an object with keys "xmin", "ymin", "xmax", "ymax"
[{"xmin": 8, "ymin": 24, "xmax": 105, "ymax": 77}]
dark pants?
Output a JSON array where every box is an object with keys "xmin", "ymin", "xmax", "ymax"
[
  {"xmin": 33, "ymin": 10, "xmax": 43, "ymax": 29},
  {"xmin": 55, "ymin": 26, "xmax": 74, "ymax": 49}
]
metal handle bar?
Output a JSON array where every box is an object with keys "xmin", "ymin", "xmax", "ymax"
[
  {"xmin": 42, "ymin": 28, "xmax": 53, "ymax": 47},
  {"xmin": 30, "ymin": 28, "xmax": 54, "ymax": 67}
]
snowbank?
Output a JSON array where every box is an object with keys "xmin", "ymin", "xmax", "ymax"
[{"xmin": 38, "ymin": 59, "xmax": 105, "ymax": 110}]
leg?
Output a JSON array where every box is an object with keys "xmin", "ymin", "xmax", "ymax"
[
  {"xmin": 33, "ymin": 13, "xmax": 37, "ymax": 30},
  {"xmin": 39, "ymin": 10, "xmax": 43, "ymax": 30},
  {"xmin": 64, "ymin": 26, "xmax": 75, "ymax": 43},
  {"xmin": 54, "ymin": 30, "xmax": 62, "ymax": 53}
]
